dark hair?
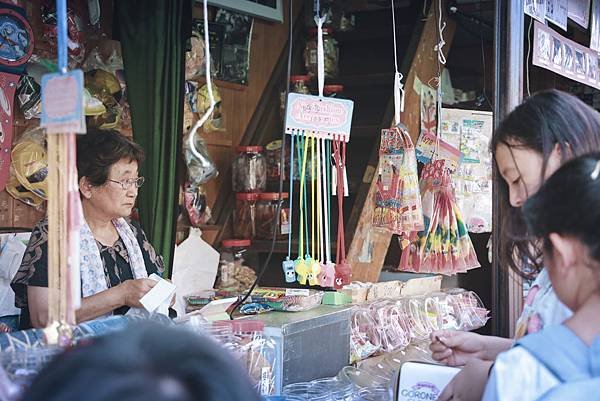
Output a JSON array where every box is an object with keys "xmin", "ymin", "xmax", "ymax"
[
  {"xmin": 76, "ymin": 129, "xmax": 145, "ymax": 186},
  {"xmin": 491, "ymin": 90, "xmax": 600, "ymax": 277},
  {"xmin": 21, "ymin": 322, "xmax": 261, "ymax": 401},
  {"xmin": 523, "ymin": 153, "xmax": 600, "ymax": 266}
]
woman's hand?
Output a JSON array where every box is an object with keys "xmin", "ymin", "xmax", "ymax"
[
  {"xmin": 430, "ymin": 330, "xmax": 488, "ymax": 366},
  {"xmin": 437, "ymin": 359, "xmax": 493, "ymax": 401},
  {"xmin": 118, "ymin": 278, "xmax": 157, "ymax": 308}
]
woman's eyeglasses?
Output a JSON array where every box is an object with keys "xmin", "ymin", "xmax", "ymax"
[{"xmin": 107, "ymin": 177, "xmax": 145, "ymax": 190}]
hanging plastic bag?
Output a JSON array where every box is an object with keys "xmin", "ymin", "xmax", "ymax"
[
  {"xmin": 16, "ymin": 76, "xmax": 42, "ymax": 120},
  {"xmin": 373, "ymin": 125, "xmax": 424, "ymax": 244},
  {"xmin": 399, "ymin": 160, "xmax": 480, "ymax": 274},
  {"xmin": 196, "ymin": 83, "xmax": 222, "ymax": 132},
  {"xmin": 41, "ymin": 3, "xmax": 86, "ymax": 65},
  {"xmin": 172, "ymin": 228, "xmax": 219, "ymax": 317},
  {"xmin": 183, "ymin": 131, "xmax": 218, "ymax": 186},
  {"xmin": 183, "ymin": 184, "xmax": 210, "ymax": 227},
  {"xmin": 11, "ymin": 127, "xmax": 47, "ymax": 201},
  {"xmin": 185, "ymin": 33, "xmax": 206, "ymax": 80}
]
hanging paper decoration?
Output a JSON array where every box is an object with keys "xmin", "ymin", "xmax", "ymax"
[
  {"xmin": 373, "ymin": 125, "xmax": 424, "ymax": 246},
  {"xmin": 399, "ymin": 160, "xmax": 480, "ymax": 274}
]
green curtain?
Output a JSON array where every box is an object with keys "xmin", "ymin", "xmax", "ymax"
[{"xmin": 115, "ymin": 0, "xmax": 191, "ymax": 277}]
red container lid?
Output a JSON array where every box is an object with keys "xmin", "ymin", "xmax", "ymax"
[
  {"xmin": 222, "ymin": 239, "xmax": 252, "ymax": 248},
  {"xmin": 324, "ymin": 84, "xmax": 344, "ymax": 94},
  {"xmin": 236, "ymin": 193, "xmax": 260, "ymax": 201},
  {"xmin": 259, "ymin": 192, "xmax": 289, "ymax": 200},
  {"xmin": 236, "ymin": 146, "xmax": 264, "ymax": 153},
  {"xmin": 290, "ymin": 75, "xmax": 311, "ymax": 83},
  {"xmin": 309, "ymin": 26, "xmax": 333, "ymax": 36}
]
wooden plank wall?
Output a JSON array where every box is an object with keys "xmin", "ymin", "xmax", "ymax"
[{"xmin": 347, "ymin": 5, "xmax": 456, "ymax": 282}]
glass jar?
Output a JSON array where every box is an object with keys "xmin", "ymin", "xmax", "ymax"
[
  {"xmin": 232, "ymin": 146, "xmax": 267, "ymax": 192},
  {"xmin": 323, "ymin": 84, "xmax": 344, "ymax": 98},
  {"xmin": 255, "ymin": 192, "xmax": 290, "ymax": 240},
  {"xmin": 234, "ymin": 193, "xmax": 259, "ymax": 239},
  {"xmin": 265, "ymin": 139, "xmax": 290, "ymax": 181},
  {"xmin": 280, "ymin": 75, "xmax": 312, "ymax": 120},
  {"xmin": 304, "ymin": 27, "xmax": 339, "ymax": 78},
  {"xmin": 218, "ymin": 239, "xmax": 255, "ymax": 290}
]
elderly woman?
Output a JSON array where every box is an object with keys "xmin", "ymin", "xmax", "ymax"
[{"xmin": 11, "ymin": 129, "xmax": 164, "ymax": 329}]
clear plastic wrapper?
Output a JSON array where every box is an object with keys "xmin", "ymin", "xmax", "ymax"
[
  {"xmin": 0, "ymin": 346, "xmax": 62, "ymax": 400},
  {"xmin": 183, "ymin": 131, "xmax": 219, "ymax": 186},
  {"xmin": 214, "ymin": 320, "xmax": 277, "ymax": 396},
  {"xmin": 232, "ymin": 146, "xmax": 267, "ymax": 192},
  {"xmin": 249, "ymin": 288, "xmax": 324, "ymax": 312},
  {"xmin": 16, "ymin": 76, "xmax": 41, "ymax": 120},
  {"xmin": 7, "ymin": 127, "xmax": 47, "ymax": 206},
  {"xmin": 349, "ymin": 290, "xmax": 488, "ymax": 362},
  {"xmin": 183, "ymin": 184, "xmax": 209, "ymax": 227}
]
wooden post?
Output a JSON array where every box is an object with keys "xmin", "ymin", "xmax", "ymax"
[
  {"xmin": 347, "ymin": 3, "xmax": 455, "ymax": 282},
  {"xmin": 492, "ymin": 0, "xmax": 524, "ymax": 338}
]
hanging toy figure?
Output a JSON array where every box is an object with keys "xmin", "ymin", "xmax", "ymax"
[
  {"xmin": 295, "ymin": 134, "xmax": 310, "ymax": 284},
  {"xmin": 334, "ymin": 137, "xmax": 351, "ymax": 289},
  {"xmin": 307, "ymin": 135, "xmax": 321, "ymax": 286},
  {"xmin": 317, "ymin": 138, "xmax": 335, "ymax": 287},
  {"xmin": 282, "ymin": 134, "xmax": 296, "ymax": 283}
]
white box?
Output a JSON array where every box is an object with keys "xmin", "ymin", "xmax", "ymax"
[{"xmin": 396, "ymin": 362, "xmax": 460, "ymax": 401}]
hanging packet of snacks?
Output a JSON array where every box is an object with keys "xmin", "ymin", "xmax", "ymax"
[
  {"xmin": 373, "ymin": 125, "xmax": 424, "ymax": 242},
  {"xmin": 399, "ymin": 160, "xmax": 480, "ymax": 274}
]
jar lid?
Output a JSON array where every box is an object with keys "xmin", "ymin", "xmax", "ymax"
[
  {"xmin": 309, "ymin": 26, "xmax": 333, "ymax": 36},
  {"xmin": 236, "ymin": 193, "xmax": 260, "ymax": 201},
  {"xmin": 290, "ymin": 75, "xmax": 311, "ymax": 83},
  {"xmin": 324, "ymin": 84, "xmax": 344, "ymax": 94},
  {"xmin": 236, "ymin": 145, "xmax": 264, "ymax": 153},
  {"xmin": 265, "ymin": 139, "xmax": 283, "ymax": 151},
  {"xmin": 222, "ymin": 239, "xmax": 252, "ymax": 248},
  {"xmin": 259, "ymin": 192, "xmax": 289, "ymax": 200}
]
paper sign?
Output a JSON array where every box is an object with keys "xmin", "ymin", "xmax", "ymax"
[
  {"xmin": 199, "ymin": 297, "xmax": 238, "ymax": 321},
  {"xmin": 415, "ymin": 131, "xmax": 463, "ymax": 171},
  {"xmin": 568, "ymin": 0, "xmax": 591, "ymax": 28},
  {"xmin": 545, "ymin": 0, "xmax": 568, "ymax": 30},
  {"xmin": 525, "ymin": 0, "xmax": 547, "ymax": 23},
  {"xmin": 41, "ymin": 70, "xmax": 86, "ymax": 134},
  {"xmin": 285, "ymin": 288, "xmax": 310, "ymax": 296},
  {"xmin": 284, "ymin": 93, "xmax": 354, "ymax": 142},
  {"xmin": 532, "ymin": 20, "xmax": 600, "ymax": 90}
]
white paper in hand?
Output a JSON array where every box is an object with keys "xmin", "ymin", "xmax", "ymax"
[{"xmin": 139, "ymin": 274, "xmax": 176, "ymax": 314}]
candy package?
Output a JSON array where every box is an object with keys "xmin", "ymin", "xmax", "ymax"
[
  {"xmin": 399, "ymin": 160, "xmax": 480, "ymax": 274},
  {"xmin": 373, "ymin": 126, "xmax": 424, "ymax": 243}
]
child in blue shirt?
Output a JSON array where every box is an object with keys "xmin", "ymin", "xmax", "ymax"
[{"xmin": 482, "ymin": 154, "xmax": 600, "ymax": 401}]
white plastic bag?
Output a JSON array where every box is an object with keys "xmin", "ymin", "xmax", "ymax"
[{"xmin": 171, "ymin": 228, "xmax": 219, "ymax": 317}]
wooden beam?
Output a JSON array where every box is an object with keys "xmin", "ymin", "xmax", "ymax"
[{"xmin": 347, "ymin": 4, "xmax": 456, "ymax": 283}]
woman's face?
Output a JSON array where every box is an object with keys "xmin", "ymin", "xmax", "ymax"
[
  {"xmin": 83, "ymin": 159, "xmax": 140, "ymax": 219},
  {"xmin": 495, "ymin": 142, "xmax": 562, "ymax": 207}
]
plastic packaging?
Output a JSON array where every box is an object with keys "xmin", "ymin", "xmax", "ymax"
[
  {"xmin": 304, "ymin": 27, "xmax": 339, "ymax": 78},
  {"xmin": 255, "ymin": 192, "xmax": 290, "ymax": 240},
  {"xmin": 8, "ymin": 127, "xmax": 48, "ymax": 204},
  {"xmin": 218, "ymin": 240, "xmax": 257, "ymax": 291},
  {"xmin": 183, "ymin": 184, "xmax": 209, "ymax": 228},
  {"xmin": 349, "ymin": 291, "xmax": 489, "ymax": 362},
  {"xmin": 16, "ymin": 76, "xmax": 42, "ymax": 120},
  {"xmin": 265, "ymin": 139, "xmax": 290, "ymax": 181},
  {"xmin": 183, "ymin": 131, "xmax": 219, "ymax": 186},
  {"xmin": 234, "ymin": 193, "xmax": 259, "ymax": 239},
  {"xmin": 232, "ymin": 146, "xmax": 267, "ymax": 192},
  {"xmin": 250, "ymin": 288, "xmax": 324, "ymax": 312},
  {"xmin": 216, "ymin": 320, "xmax": 277, "ymax": 396}
]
